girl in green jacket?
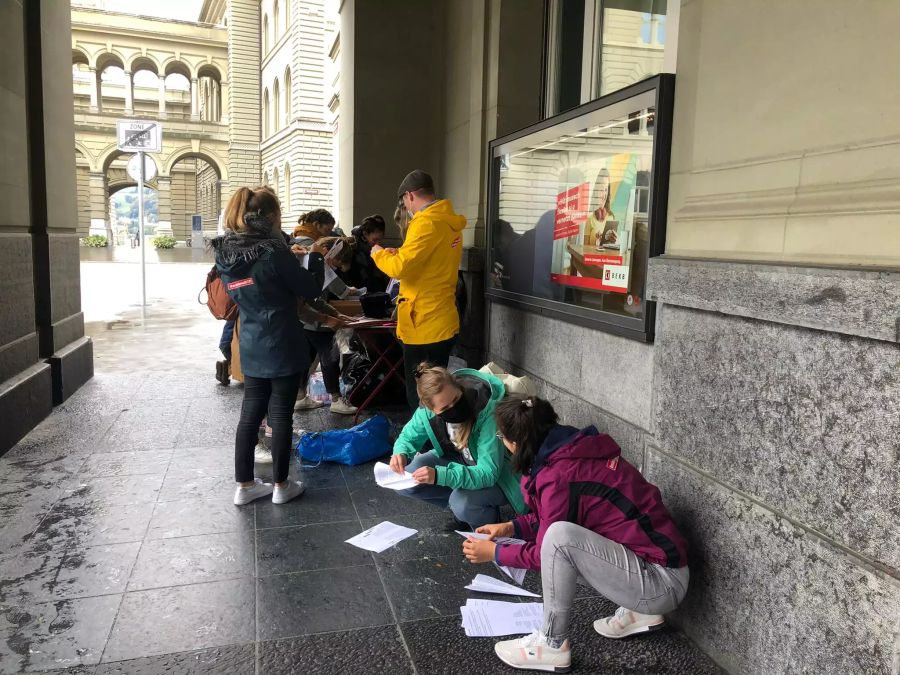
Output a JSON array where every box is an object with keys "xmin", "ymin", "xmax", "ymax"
[{"xmin": 388, "ymin": 364, "xmax": 527, "ymax": 528}]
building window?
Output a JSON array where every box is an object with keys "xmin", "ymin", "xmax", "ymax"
[
  {"xmin": 263, "ymin": 15, "xmax": 269, "ymax": 54},
  {"xmin": 284, "ymin": 164, "xmax": 291, "ymax": 212},
  {"xmin": 262, "ymin": 89, "xmax": 270, "ymax": 138},
  {"xmin": 544, "ymin": 0, "xmax": 674, "ymax": 116},
  {"xmin": 273, "ymin": 79, "xmax": 280, "ymax": 133},
  {"xmin": 274, "ymin": 0, "xmax": 280, "ymax": 41},
  {"xmin": 285, "ymin": 0, "xmax": 290, "ymax": 30},
  {"xmin": 273, "ymin": 167, "xmax": 279, "ymax": 200},
  {"xmin": 284, "ymin": 68, "xmax": 292, "ymax": 127}
]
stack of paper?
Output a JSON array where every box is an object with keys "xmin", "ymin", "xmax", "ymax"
[
  {"xmin": 345, "ymin": 521, "xmax": 417, "ymax": 553},
  {"xmin": 460, "ymin": 599, "xmax": 544, "ymax": 637},
  {"xmin": 466, "ymin": 574, "xmax": 540, "ymax": 597},
  {"xmin": 455, "ymin": 531, "xmax": 528, "ymax": 586},
  {"xmin": 374, "ymin": 461, "xmax": 417, "ymax": 490}
]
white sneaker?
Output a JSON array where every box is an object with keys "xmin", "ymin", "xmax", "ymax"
[
  {"xmin": 329, "ymin": 396, "xmax": 358, "ymax": 415},
  {"xmin": 294, "ymin": 396, "xmax": 324, "ymax": 411},
  {"xmin": 272, "ymin": 480, "xmax": 305, "ymax": 504},
  {"xmin": 494, "ymin": 631, "xmax": 571, "ymax": 673},
  {"xmin": 233, "ymin": 478, "xmax": 274, "ymax": 506},
  {"xmin": 593, "ymin": 606, "xmax": 664, "ymax": 639},
  {"xmin": 254, "ymin": 443, "xmax": 273, "ymax": 464}
]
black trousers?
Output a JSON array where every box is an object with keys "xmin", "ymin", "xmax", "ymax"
[
  {"xmin": 401, "ymin": 336, "xmax": 457, "ymax": 409},
  {"xmin": 302, "ymin": 329, "xmax": 341, "ymax": 396},
  {"xmin": 235, "ymin": 373, "xmax": 301, "ymax": 484}
]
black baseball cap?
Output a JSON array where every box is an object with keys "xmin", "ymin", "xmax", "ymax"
[{"xmin": 397, "ymin": 170, "xmax": 435, "ymax": 199}]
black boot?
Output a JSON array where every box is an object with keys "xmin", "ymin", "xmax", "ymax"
[{"xmin": 215, "ymin": 360, "xmax": 230, "ymax": 386}]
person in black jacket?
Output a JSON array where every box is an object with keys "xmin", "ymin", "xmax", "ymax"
[
  {"xmin": 211, "ymin": 186, "xmax": 326, "ymax": 507},
  {"xmin": 343, "ymin": 214, "xmax": 389, "ymax": 293}
]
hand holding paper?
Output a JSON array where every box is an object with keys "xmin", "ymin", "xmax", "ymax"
[{"xmin": 374, "ymin": 461, "xmax": 417, "ymax": 490}]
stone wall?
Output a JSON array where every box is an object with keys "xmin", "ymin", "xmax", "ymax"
[
  {"xmin": 645, "ymin": 259, "xmax": 900, "ymax": 674},
  {"xmin": 1, "ymin": 0, "xmax": 92, "ymax": 454}
]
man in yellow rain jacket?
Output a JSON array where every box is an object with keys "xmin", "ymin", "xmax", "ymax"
[{"xmin": 371, "ymin": 170, "xmax": 466, "ymax": 407}]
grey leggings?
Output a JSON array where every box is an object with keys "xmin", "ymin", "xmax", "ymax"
[{"xmin": 541, "ymin": 521, "xmax": 689, "ymax": 640}]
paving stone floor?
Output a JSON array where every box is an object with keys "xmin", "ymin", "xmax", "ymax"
[{"xmin": 0, "ymin": 264, "xmax": 724, "ymax": 674}]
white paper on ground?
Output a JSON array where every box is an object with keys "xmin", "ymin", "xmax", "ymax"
[
  {"xmin": 466, "ymin": 573, "xmax": 540, "ymax": 598},
  {"xmin": 459, "ymin": 599, "xmax": 544, "ymax": 637},
  {"xmin": 455, "ymin": 532, "xmax": 528, "ymax": 586},
  {"xmin": 345, "ymin": 521, "xmax": 417, "ymax": 553},
  {"xmin": 374, "ymin": 461, "xmax": 417, "ymax": 490}
]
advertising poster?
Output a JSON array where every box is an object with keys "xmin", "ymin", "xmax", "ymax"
[{"xmin": 549, "ymin": 152, "xmax": 639, "ymax": 294}]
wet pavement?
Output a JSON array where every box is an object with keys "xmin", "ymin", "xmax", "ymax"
[{"xmin": 0, "ymin": 263, "xmax": 724, "ymax": 673}]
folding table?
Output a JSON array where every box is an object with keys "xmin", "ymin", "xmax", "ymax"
[{"xmin": 345, "ymin": 320, "xmax": 405, "ymax": 424}]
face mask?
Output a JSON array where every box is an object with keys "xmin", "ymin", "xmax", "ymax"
[{"xmin": 437, "ymin": 392, "xmax": 473, "ymax": 425}]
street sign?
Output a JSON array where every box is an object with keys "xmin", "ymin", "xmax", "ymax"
[
  {"xmin": 127, "ymin": 154, "xmax": 157, "ymax": 182},
  {"xmin": 116, "ymin": 120, "xmax": 162, "ymax": 153}
]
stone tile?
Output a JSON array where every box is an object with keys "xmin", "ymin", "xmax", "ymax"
[
  {"xmin": 50, "ymin": 543, "xmax": 141, "ymax": 602},
  {"xmin": 645, "ymin": 448, "xmax": 900, "ymax": 675},
  {"xmin": 97, "ymin": 410, "xmax": 185, "ymax": 452},
  {"xmin": 256, "ymin": 521, "xmax": 368, "ymax": 576},
  {"xmin": 256, "ymin": 565, "xmax": 393, "ymax": 641},
  {"xmin": 63, "ymin": 474, "xmax": 165, "ymax": 507},
  {"xmin": 654, "ymin": 305, "xmax": 900, "ymax": 568},
  {"xmin": 0, "ymin": 594, "xmax": 122, "ymax": 672},
  {"xmin": 32, "ymin": 500, "xmax": 156, "ymax": 547},
  {"xmin": 173, "ymin": 401, "xmax": 238, "ymax": 449},
  {"xmin": 359, "ymin": 512, "xmax": 465, "ymax": 563},
  {"xmin": 157, "ymin": 469, "xmax": 235, "ymax": 503},
  {"xmin": 132, "ymin": 374, "xmax": 225, "ymax": 402},
  {"xmin": 166, "ymin": 447, "xmax": 234, "ymax": 477},
  {"xmin": 401, "ymin": 596, "xmax": 724, "ymax": 675},
  {"xmin": 257, "ymin": 626, "xmax": 414, "ymax": 675},
  {"xmin": 94, "ymin": 643, "xmax": 255, "ymax": 674},
  {"xmin": 378, "ymin": 556, "xmax": 527, "ymax": 622},
  {"xmin": 254, "ymin": 486, "xmax": 357, "ymax": 530},
  {"xmin": 76, "ymin": 451, "xmax": 173, "ymax": 479},
  {"xmin": 348, "ymin": 483, "xmax": 447, "ymax": 520},
  {"xmin": 102, "ymin": 579, "xmax": 256, "ymax": 663},
  {"xmin": 146, "ymin": 496, "xmax": 255, "ymax": 540},
  {"xmin": 338, "ymin": 459, "xmax": 381, "ymax": 489},
  {"xmin": 128, "ymin": 531, "xmax": 256, "ymax": 591}
]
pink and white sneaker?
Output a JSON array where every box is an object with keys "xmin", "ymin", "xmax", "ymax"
[
  {"xmin": 593, "ymin": 606, "xmax": 665, "ymax": 639},
  {"xmin": 493, "ymin": 631, "xmax": 571, "ymax": 673}
]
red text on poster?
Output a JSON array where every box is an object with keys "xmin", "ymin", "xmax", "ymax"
[{"xmin": 553, "ymin": 183, "xmax": 591, "ymax": 240}]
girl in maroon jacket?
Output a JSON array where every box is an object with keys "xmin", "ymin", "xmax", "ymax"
[{"xmin": 462, "ymin": 396, "xmax": 690, "ymax": 673}]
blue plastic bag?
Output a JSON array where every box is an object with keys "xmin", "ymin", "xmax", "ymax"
[{"xmin": 297, "ymin": 415, "xmax": 392, "ymax": 466}]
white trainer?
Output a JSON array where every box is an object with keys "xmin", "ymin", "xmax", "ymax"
[
  {"xmin": 494, "ymin": 631, "xmax": 571, "ymax": 673},
  {"xmin": 294, "ymin": 395, "xmax": 324, "ymax": 411},
  {"xmin": 329, "ymin": 397, "xmax": 358, "ymax": 415},
  {"xmin": 272, "ymin": 480, "xmax": 306, "ymax": 504},
  {"xmin": 593, "ymin": 606, "xmax": 665, "ymax": 639},
  {"xmin": 254, "ymin": 443, "xmax": 273, "ymax": 464},
  {"xmin": 233, "ymin": 478, "xmax": 273, "ymax": 506}
]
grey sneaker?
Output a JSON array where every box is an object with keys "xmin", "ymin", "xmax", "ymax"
[
  {"xmin": 272, "ymin": 480, "xmax": 305, "ymax": 504},
  {"xmin": 254, "ymin": 443, "xmax": 273, "ymax": 464},
  {"xmin": 329, "ymin": 396, "xmax": 358, "ymax": 415},
  {"xmin": 294, "ymin": 395, "xmax": 324, "ymax": 411}
]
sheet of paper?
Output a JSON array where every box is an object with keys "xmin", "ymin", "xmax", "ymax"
[
  {"xmin": 460, "ymin": 599, "xmax": 544, "ymax": 637},
  {"xmin": 323, "ymin": 264, "xmax": 338, "ymax": 290},
  {"xmin": 466, "ymin": 573, "xmax": 540, "ymax": 598},
  {"xmin": 374, "ymin": 461, "xmax": 417, "ymax": 490},
  {"xmin": 455, "ymin": 532, "xmax": 528, "ymax": 585},
  {"xmin": 345, "ymin": 521, "xmax": 417, "ymax": 553}
]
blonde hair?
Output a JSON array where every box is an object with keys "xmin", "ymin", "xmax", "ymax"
[
  {"xmin": 223, "ymin": 186, "xmax": 281, "ymax": 234},
  {"xmin": 415, "ymin": 363, "xmax": 473, "ymax": 450}
]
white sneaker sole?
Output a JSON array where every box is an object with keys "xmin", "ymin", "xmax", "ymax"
[
  {"xmin": 494, "ymin": 648, "xmax": 571, "ymax": 673},
  {"xmin": 593, "ymin": 618, "xmax": 665, "ymax": 639}
]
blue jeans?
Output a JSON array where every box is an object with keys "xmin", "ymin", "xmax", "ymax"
[
  {"xmin": 220, "ymin": 320, "xmax": 235, "ymax": 361},
  {"xmin": 399, "ymin": 450, "xmax": 509, "ymax": 529}
]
